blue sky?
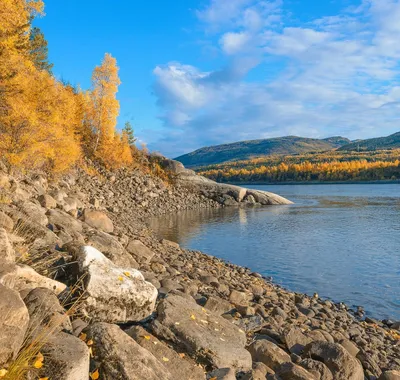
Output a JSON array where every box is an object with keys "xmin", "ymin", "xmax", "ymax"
[{"xmin": 36, "ymin": 0, "xmax": 400, "ymax": 157}]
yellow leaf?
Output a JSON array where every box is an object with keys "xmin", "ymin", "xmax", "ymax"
[
  {"xmin": 178, "ymin": 353, "xmax": 185, "ymax": 358},
  {"xmin": 87, "ymin": 339, "xmax": 94, "ymax": 346},
  {"xmin": 0, "ymin": 369, "xmax": 8, "ymax": 377},
  {"xmin": 39, "ymin": 378, "xmax": 49, "ymax": 380},
  {"xmin": 162, "ymin": 357, "xmax": 169, "ymax": 362},
  {"xmin": 90, "ymin": 369, "xmax": 100, "ymax": 380},
  {"xmin": 118, "ymin": 276, "xmax": 124, "ymax": 282},
  {"xmin": 33, "ymin": 360, "xmax": 43, "ymax": 369},
  {"xmin": 190, "ymin": 314, "xmax": 196, "ymax": 320},
  {"xmin": 88, "ymin": 347, "xmax": 93, "ymax": 358},
  {"xmin": 79, "ymin": 333, "xmax": 87, "ymax": 341},
  {"xmin": 144, "ymin": 335, "xmax": 151, "ymax": 340},
  {"xmin": 36, "ymin": 352, "xmax": 44, "ymax": 362},
  {"xmin": 210, "ymin": 377, "xmax": 217, "ymax": 380},
  {"xmin": 123, "ymin": 271, "xmax": 131, "ymax": 277}
]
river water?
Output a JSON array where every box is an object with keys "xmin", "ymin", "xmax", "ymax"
[{"xmin": 149, "ymin": 184, "xmax": 400, "ymax": 320}]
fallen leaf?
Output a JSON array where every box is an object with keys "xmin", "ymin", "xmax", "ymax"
[
  {"xmin": 178, "ymin": 353, "xmax": 185, "ymax": 358},
  {"xmin": 174, "ymin": 322, "xmax": 180, "ymax": 325},
  {"xmin": 162, "ymin": 357, "xmax": 169, "ymax": 362},
  {"xmin": 87, "ymin": 339, "xmax": 94, "ymax": 346},
  {"xmin": 210, "ymin": 377, "xmax": 217, "ymax": 380},
  {"xmin": 190, "ymin": 314, "xmax": 196, "ymax": 320},
  {"xmin": 90, "ymin": 369, "xmax": 100, "ymax": 380},
  {"xmin": 123, "ymin": 271, "xmax": 131, "ymax": 277},
  {"xmin": 88, "ymin": 347, "xmax": 93, "ymax": 358},
  {"xmin": 39, "ymin": 378, "xmax": 49, "ymax": 380},
  {"xmin": 33, "ymin": 360, "xmax": 43, "ymax": 369},
  {"xmin": 0, "ymin": 369, "xmax": 8, "ymax": 377},
  {"xmin": 79, "ymin": 333, "xmax": 87, "ymax": 341},
  {"xmin": 118, "ymin": 276, "xmax": 124, "ymax": 282},
  {"xmin": 144, "ymin": 335, "xmax": 151, "ymax": 340}
]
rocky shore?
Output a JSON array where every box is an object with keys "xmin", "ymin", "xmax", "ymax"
[{"xmin": 0, "ymin": 161, "xmax": 399, "ymax": 380}]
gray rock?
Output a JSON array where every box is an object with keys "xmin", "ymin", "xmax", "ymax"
[
  {"xmin": 0, "ymin": 228, "xmax": 14, "ymax": 263},
  {"xmin": 76, "ymin": 246, "xmax": 157, "ymax": 323},
  {"xmin": 379, "ymin": 371, "xmax": 400, "ymax": 380},
  {"xmin": 338, "ymin": 338, "xmax": 360, "ymax": 358},
  {"xmin": 300, "ymin": 359, "xmax": 333, "ymax": 380},
  {"xmin": 41, "ymin": 332, "xmax": 90, "ymax": 380},
  {"xmin": 153, "ymin": 294, "xmax": 251, "ymax": 370},
  {"xmin": 204, "ymin": 296, "xmax": 233, "ymax": 315},
  {"xmin": 38, "ymin": 194, "xmax": 57, "ymax": 209},
  {"xmin": 229, "ymin": 289, "xmax": 252, "ymax": 306},
  {"xmin": 125, "ymin": 239, "xmax": 155, "ymax": 263},
  {"xmin": 207, "ymin": 368, "xmax": 236, "ymax": 380},
  {"xmin": 284, "ymin": 327, "xmax": 312, "ymax": 355},
  {"xmin": 0, "ymin": 284, "xmax": 29, "ymax": 366},
  {"xmin": 86, "ymin": 322, "xmax": 173, "ymax": 380},
  {"xmin": 82, "ymin": 210, "xmax": 114, "ymax": 233},
  {"xmin": 273, "ymin": 362, "xmax": 317, "ymax": 380},
  {"xmin": 47, "ymin": 208, "xmax": 83, "ymax": 233},
  {"xmin": 247, "ymin": 339, "xmax": 291, "ymax": 370},
  {"xmin": 0, "ymin": 211, "xmax": 14, "ymax": 232},
  {"xmin": 304, "ymin": 341, "xmax": 364, "ymax": 380},
  {"xmin": 127, "ymin": 326, "xmax": 205, "ymax": 380}
]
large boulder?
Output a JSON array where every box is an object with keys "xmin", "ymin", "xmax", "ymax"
[
  {"xmin": 127, "ymin": 326, "xmax": 205, "ymax": 380},
  {"xmin": 284, "ymin": 327, "xmax": 312, "ymax": 355},
  {"xmin": 247, "ymin": 339, "xmax": 291, "ymax": 370},
  {"xmin": 41, "ymin": 332, "xmax": 90, "ymax": 380},
  {"xmin": 0, "ymin": 228, "xmax": 15, "ymax": 263},
  {"xmin": 0, "ymin": 264, "xmax": 66, "ymax": 295},
  {"xmin": 76, "ymin": 246, "xmax": 157, "ymax": 323},
  {"xmin": 0, "ymin": 284, "xmax": 30, "ymax": 366},
  {"xmin": 47, "ymin": 208, "xmax": 83, "ymax": 233},
  {"xmin": 18, "ymin": 201, "xmax": 48, "ymax": 226},
  {"xmin": 82, "ymin": 210, "xmax": 113, "ymax": 233},
  {"xmin": 273, "ymin": 362, "xmax": 317, "ymax": 380},
  {"xmin": 152, "ymin": 294, "xmax": 252, "ymax": 370},
  {"xmin": 300, "ymin": 359, "xmax": 333, "ymax": 380},
  {"xmin": 85, "ymin": 322, "xmax": 173, "ymax": 380},
  {"xmin": 38, "ymin": 194, "xmax": 57, "ymax": 209},
  {"xmin": 303, "ymin": 341, "xmax": 364, "ymax": 380}
]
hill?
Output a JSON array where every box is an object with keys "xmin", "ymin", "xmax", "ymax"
[
  {"xmin": 339, "ymin": 132, "xmax": 400, "ymax": 151},
  {"xmin": 175, "ymin": 136, "xmax": 351, "ymax": 168}
]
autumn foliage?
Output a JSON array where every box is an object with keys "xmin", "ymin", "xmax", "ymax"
[
  {"xmin": 0, "ymin": 0, "xmax": 133, "ymax": 174},
  {"xmin": 199, "ymin": 150, "xmax": 400, "ymax": 183}
]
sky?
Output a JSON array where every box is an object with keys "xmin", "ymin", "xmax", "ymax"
[{"xmin": 36, "ymin": 0, "xmax": 400, "ymax": 157}]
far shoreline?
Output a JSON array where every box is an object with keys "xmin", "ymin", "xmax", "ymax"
[{"xmin": 215, "ymin": 179, "xmax": 400, "ymax": 186}]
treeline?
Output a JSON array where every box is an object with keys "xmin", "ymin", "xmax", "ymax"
[
  {"xmin": 198, "ymin": 151, "xmax": 400, "ymax": 183},
  {"xmin": 0, "ymin": 0, "xmax": 143, "ymax": 174}
]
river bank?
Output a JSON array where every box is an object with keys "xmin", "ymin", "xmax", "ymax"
[
  {"xmin": 215, "ymin": 180, "xmax": 400, "ymax": 186},
  {"xmin": 0, "ymin": 163, "xmax": 398, "ymax": 379}
]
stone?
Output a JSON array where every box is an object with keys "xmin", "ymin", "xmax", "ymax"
[
  {"xmin": 47, "ymin": 209, "xmax": 83, "ymax": 233},
  {"xmin": 127, "ymin": 326, "xmax": 205, "ymax": 380},
  {"xmin": 82, "ymin": 210, "xmax": 114, "ymax": 233},
  {"xmin": 0, "ymin": 284, "xmax": 30, "ymax": 366},
  {"xmin": 38, "ymin": 194, "xmax": 57, "ymax": 209},
  {"xmin": 153, "ymin": 294, "xmax": 251, "ymax": 370},
  {"xmin": 86, "ymin": 322, "xmax": 173, "ymax": 380},
  {"xmin": 274, "ymin": 362, "xmax": 317, "ymax": 380},
  {"xmin": 19, "ymin": 201, "xmax": 48, "ymax": 226},
  {"xmin": 41, "ymin": 332, "xmax": 90, "ymax": 380},
  {"xmin": 62, "ymin": 197, "xmax": 81, "ymax": 213},
  {"xmin": 247, "ymin": 339, "xmax": 291, "ymax": 370},
  {"xmin": 379, "ymin": 371, "xmax": 400, "ymax": 380},
  {"xmin": 339, "ymin": 338, "xmax": 360, "ymax": 357},
  {"xmin": 242, "ymin": 362, "xmax": 274, "ymax": 380},
  {"xmin": 303, "ymin": 341, "xmax": 364, "ymax": 380},
  {"xmin": 0, "ymin": 228, "xmax": 15, "ymax": 263},
  {"xmin": 75, "ymin": 246, "xmax": 157, "ymax": 323},
  {"xmin": 125, "ymin": 239, "xmax": 155, "ymax": 263},
  {"xmin": 229, "ymin": 289, "xmax": 252, "ymax": 306},
  {"xmin": 86, "ymin": 230, "xmax": 138, "ymax": 268},
  {"xmin": 207, "ymin": 368, "xmax": 236, "ymax": 379},
  {"xmin": 204, "ymin": 296, "xmax": 233, "ymax": 315},
  {"xmin": 0, "ymin": 264, "xmax": 66, "ymax": 294},
  {"xmin": 24, "ymin": 288, "xmax": 72, "ymax": 338},
  {"xmin": 300, "ymin": 359, "xmax": 333, "ymax": 380},
  {"xmin": 0, "ymin": 211, "xmax": 14, "ymax": 232},
  {"xmin": 284, "ymin": 327, "xmax": 312, "ymax": 355}
]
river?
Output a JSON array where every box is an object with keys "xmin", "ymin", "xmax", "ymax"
[{"xmin": 149, "ymin": 184, "xmax": 400, "ymax": 320}]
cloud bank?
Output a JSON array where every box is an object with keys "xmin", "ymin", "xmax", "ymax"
[{"xmin": 150, "ymin": 0, "xmax": 400, "ymax": 157}]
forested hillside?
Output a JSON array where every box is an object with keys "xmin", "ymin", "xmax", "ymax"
[
  {"xmin": 339, "ymin": 132, "xmax": 400, "ymax": 151},
  {"xmin": 198, "ymin": 150, "xmax": 400, "ymax": 183},
  {"xmin": 175, "ymin": 136, "xmax": 351, "ymax": 168}
]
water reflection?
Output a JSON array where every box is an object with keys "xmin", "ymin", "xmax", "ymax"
[{"xmin": 149, "ymin": 184, "xmax": 400, "ymax": 320}]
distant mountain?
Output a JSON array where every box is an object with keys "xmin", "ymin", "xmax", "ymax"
[
  {"xmin": 339, "ymin": 132, "xmax": 400, "ymax": 151},
  {"xmin": 175, "ymin": 136, "xmax": 351, "ymax": 168}
]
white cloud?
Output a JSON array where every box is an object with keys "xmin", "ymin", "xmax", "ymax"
[{"xmin": 150, "ymin": 0, "xmax": 400, "ymax": 157}]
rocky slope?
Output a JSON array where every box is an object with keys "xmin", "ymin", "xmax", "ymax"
[{"xmin": 0, "ymin": 164, "xmax": 399, "ymax": 380}]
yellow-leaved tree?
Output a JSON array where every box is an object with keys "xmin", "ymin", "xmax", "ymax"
[{"xmin": 84, "ymin": 53, "xmax": 132, "ymax": 168}]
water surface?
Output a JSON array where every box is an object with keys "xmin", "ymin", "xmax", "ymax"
[{"xmin": 149, "ymin": 184, "xmax": 400, "ymax": 320}]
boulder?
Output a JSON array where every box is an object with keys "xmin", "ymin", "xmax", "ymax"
[
  {"xmin": 82, "ymin": 210, "xmax": 113, "ymax": 233},
  {"xmin": 127, "ymin": 326, "xmax": 205, "ymax": 380},
  {"xmin": 38, "ymin": 194, "xmax": 57, "ymax": 209},
  {"xmin": 18, "ymin": 201, "xmax": 48, "ymax": 226},
  {"xmin": 379, "ymin": 371, "xmax": 400, "ymax": 380},
  {"xmin": 76, "ymin": 246, "xmax": 157, "ymax": 323},
  {"xmin": 303, "ymin": 341, "xmax": 364, "ymax": 380},
  {"xmin": 273, "ymin": 362, "xmax": 317, "ymax": 380},
  {"xmin": 0, "ymin": 264, "xmax": 66, "ymax": 295},
  {"xmin": 0, "ymin": 228, "xmax": 15, "ymax": 263},
  {"xmin": 86, "ymin": 230, "xmax": 138, "ymax": 268},
  {"xmin": 300, "ymin": 359, "xmax": 333, "ymax": 380},
  {"xmin": 125, "ymin": 239, "xmax": 155, "ymax": 263},
  {"xmin": 247, "ymin": 339, "xmax": 291, "ymax": 370},
  {"xmin": 206, "ymin": 368, "xmax": 236, "ymax": 379},
  {"xmin": 338, "ymin": 339, "xmax": 360, "ymax": 358},
  {"xmin": 0, "ymin": 211, "xmax": 14, "ymax": 232},
  {"xmin": 0, "ymin": 284, "xmax": 30, "ymax": 366},
  {"xmin": 204, "ymin": 296, "xmax": 233, "ymax": 315},
  {"xmin": 153, "ymin": 294, "xmax": 252, "ymax": 370},
  {"xmin": 47, "ymin": 209, "xmax": 83, "ymax": 233},
  {"xmin": 229, "ymin": 289, "xmax": 252, "ymax": 306},
  {"xmin": 85, "ymin": 322, "xmax": 173, "ymax": 380},
  {"xmin": 24, "ymin": 287, "xmax": 72, "ymax": 338},
  {"xmin": 284, "ymin": 327, "xmax": 312, "ymax": 355},
  {"xmin": 41, "ymin": 332, "xmax": 90, "ymax": 380}
]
